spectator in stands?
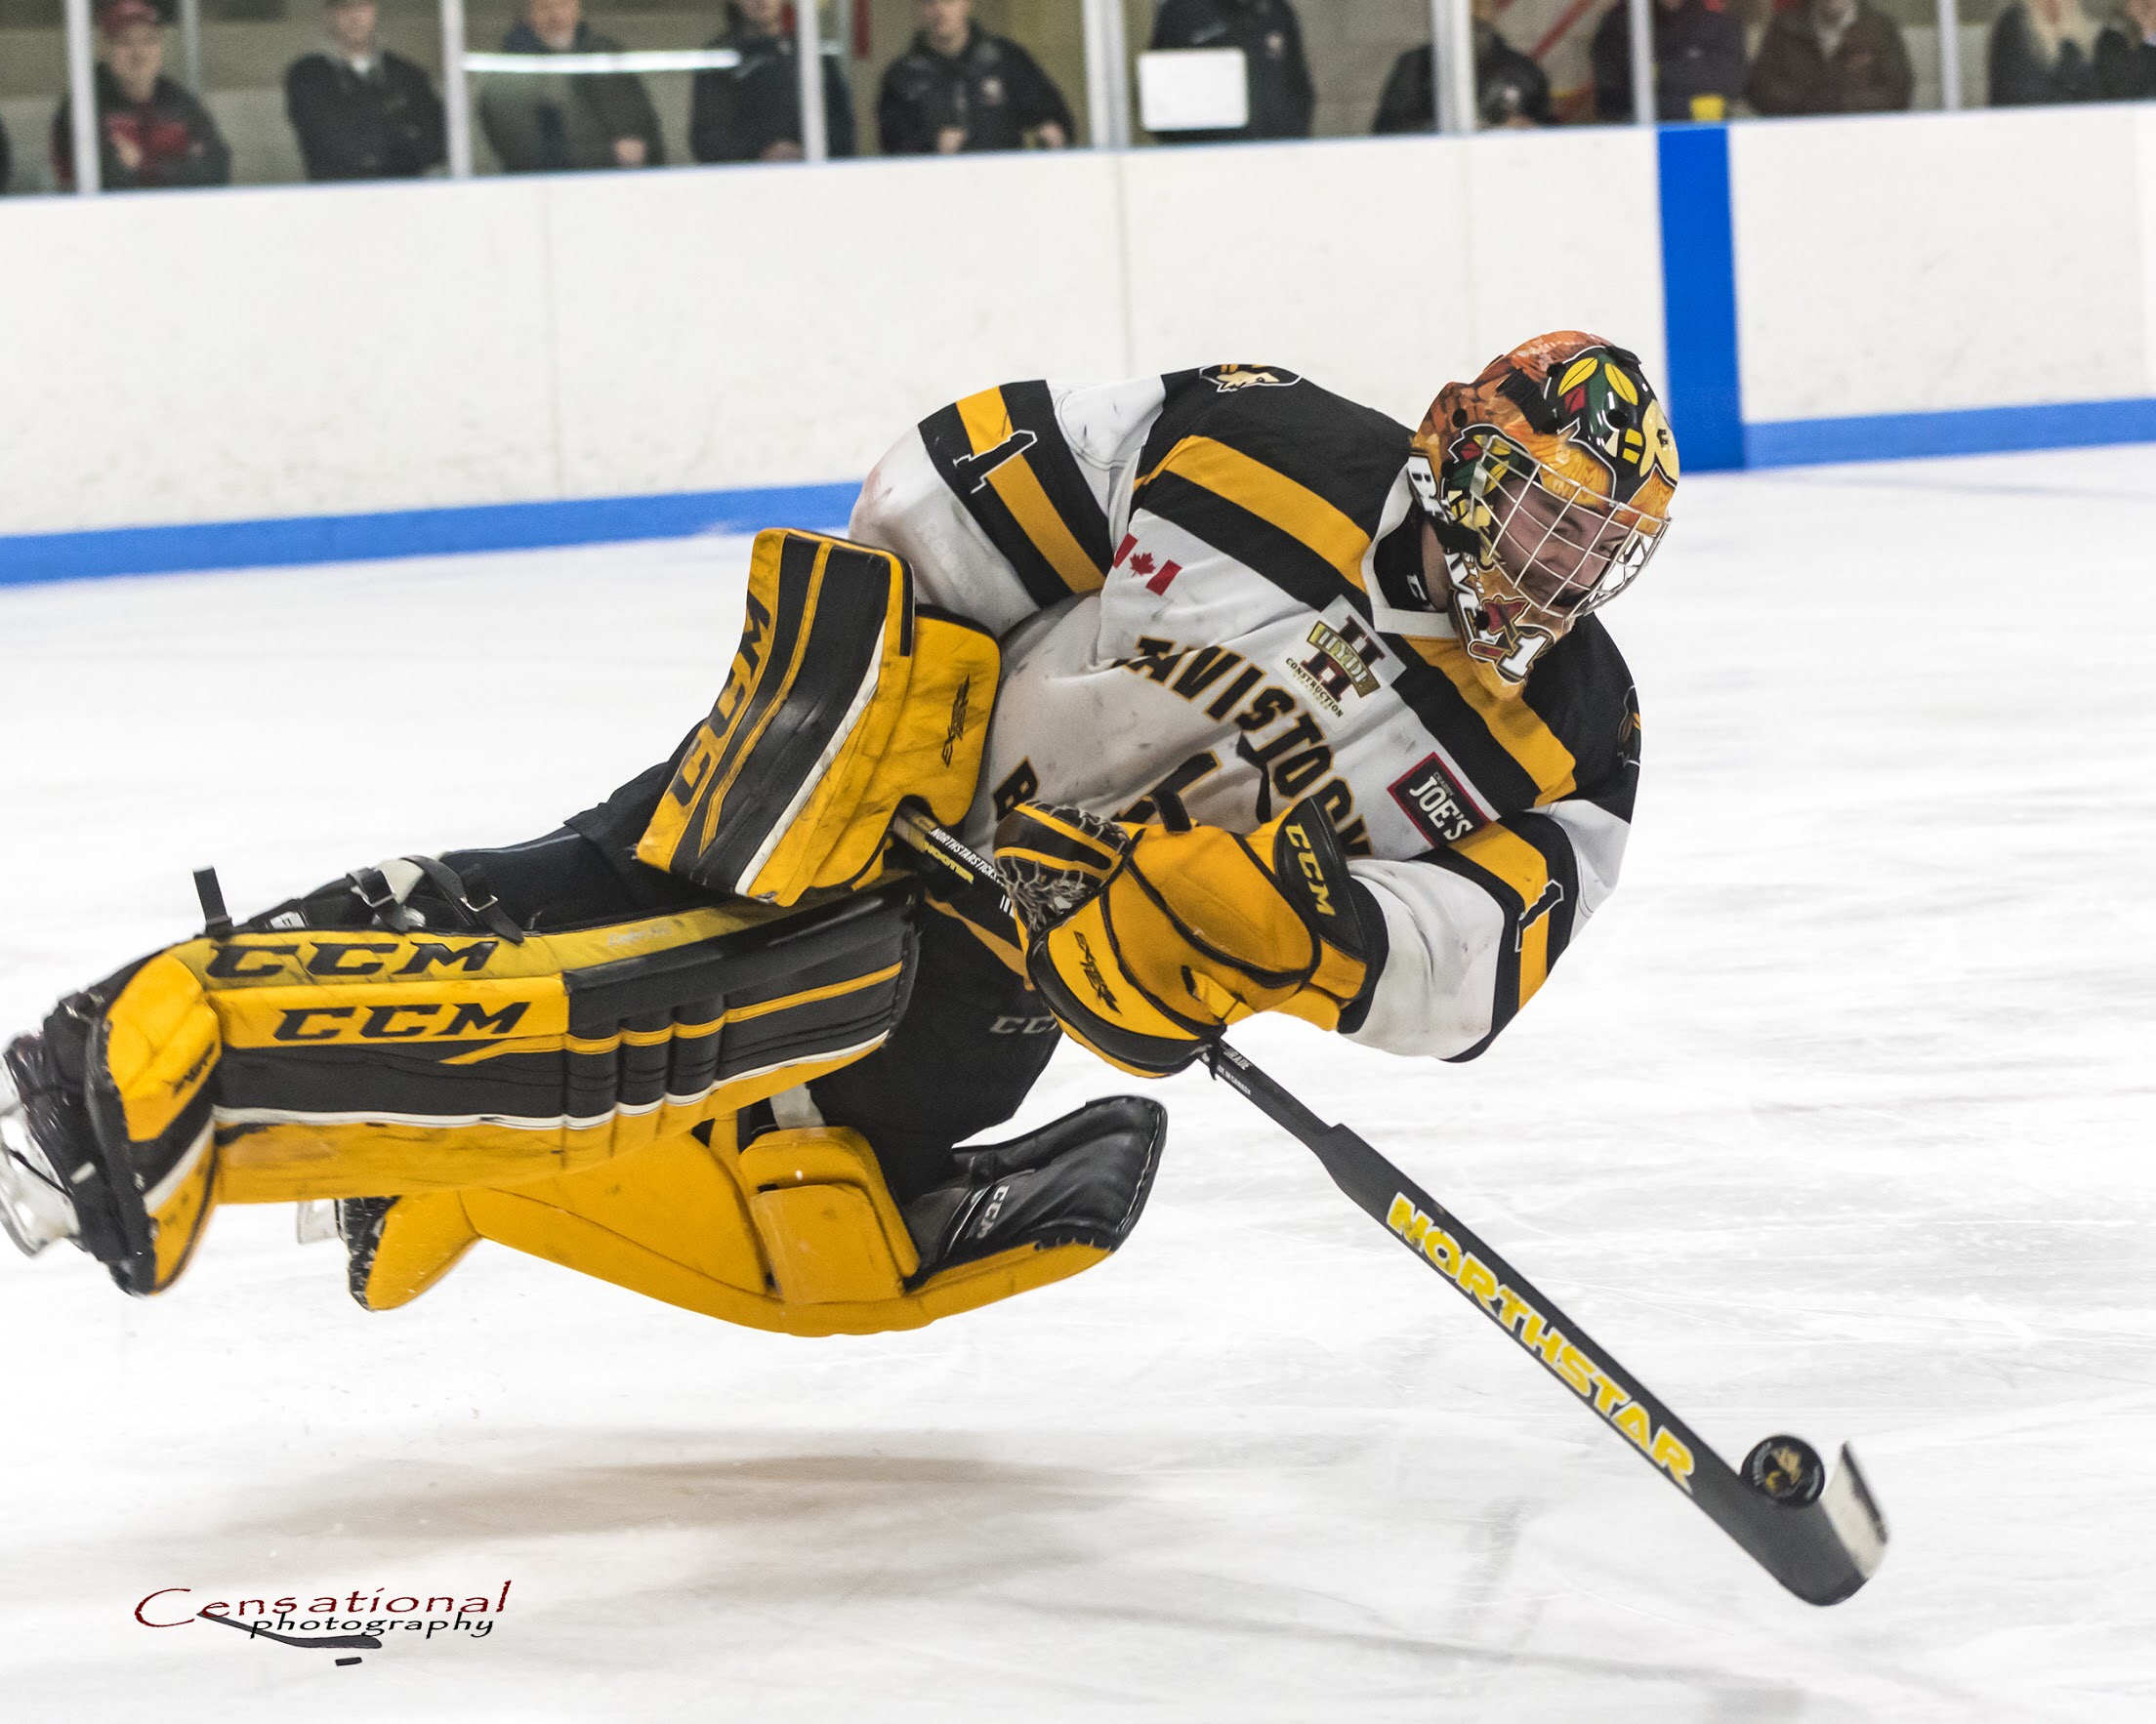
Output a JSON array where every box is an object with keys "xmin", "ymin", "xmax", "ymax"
[
  {"xmin": 1371, "ymin": 0, "xmax": 1555, "ymax": 132},
  {"xmin": 52, "ymin": 0, "xmax": 230, "ymax": 191},
  {"xmin": 285, "ymin": 0, "xmax": 445, "ymax": 181},
  {"xmin": 878, "ymin": 0, "xmax": 1074, "ymax": 155},
  {"xmin": 1149, "ymin": 0, "xmax": 1313, "ymax": 142},
  {"xmin": 691, "ymin": 0, "xmax": 856, "ymax": 162},
  {"xmin": 1988, "ymin": 0, "xmax": 2101, "ymax": 103},
  {"xmin": 479, "ymin": 0, "xmax": 664, "ymax": 173},
  {"xmin": 2096, "ymin": 0, "xmax": 2156, "ymax": 96},
  {"xmin": 1591, "ymin": 0, "xmax": 1746, "ymax": 122},
  {"xmin": 1745, "ymin": 0, "xmax": 1913, "ymax": 113}
]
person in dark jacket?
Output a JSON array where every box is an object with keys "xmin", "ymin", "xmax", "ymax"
[
  {"xmin": 2095, "ymin": 0, "xmax": 2156, "ymax": 97},
  {"xmin": 285, "ymin": 0, "xmax": 445, "ymax": 181},
  {"xmin": 52, "ymin": 0, "xmax": 230, "ymax": 191},
  {"xmin": 1371, "ymin": 1, "xmax": 1555, "ymax": 132},
  {"xmin": 690, "ymin": 0, "xmax": 856, "ymax": 162},
  {"xmin": 1149, "ymin": 0, "xmax": 1313, "ymax": 142},
  {"xmin": 478, "ymin": 0, "xmax": 664, "ymax": 173},
  {"xmin": 1745, "ymin": 0, "xmax": 1913, "ymax": 113},
  {"xmin": 878, "ymin": 0, "xmax": 1074, "ymax": 155},
  {"xmin": 1987, "ymin": 0, "xmax": 2100, "ymax": 103},
  {"xmin": 1591, "ymin": 0, "xmax": 1746, "ymax": 122}
]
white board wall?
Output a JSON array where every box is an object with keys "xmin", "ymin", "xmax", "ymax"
[
  {"xmin": 4, "ymin": 106, "xmax": 2153, "ymax": 543},
  {"xmin": 1728, "ymin": 105, "xmax": 2156, "ymax": 426},
  {"xmin": 0, "ymin": 134, "xmax": 1663, "ymax": 540}
]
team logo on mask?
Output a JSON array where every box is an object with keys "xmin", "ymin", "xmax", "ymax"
[{"xmin": 1545, "ymin": 354, "xmax": 1680, "ymax": 503}]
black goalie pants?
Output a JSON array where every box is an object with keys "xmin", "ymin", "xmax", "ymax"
[{"xmin": 422, "ymin": 762, "xmax": 1066, "ymax": 1204}]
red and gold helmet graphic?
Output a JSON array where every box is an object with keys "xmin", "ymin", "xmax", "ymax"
[{"xmin": 1409, "ymin": 332, "xmax": 1679, "ymax": 694}]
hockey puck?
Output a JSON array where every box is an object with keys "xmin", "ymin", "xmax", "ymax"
[{"xmin": 1742, "ymin": 1434, "xmax": 1825, "ymax": 1506}]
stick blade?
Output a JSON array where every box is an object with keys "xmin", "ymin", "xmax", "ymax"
[
  {"xmin": 1813, "ymin": 1444, "xmax": 1889, "ymax": 1599},
  {"xmin": 1736, "ymin": 1442, "xmax": 1888, "ymax": 1606}
]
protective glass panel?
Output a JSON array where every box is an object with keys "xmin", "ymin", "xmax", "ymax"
[
  {"xmin": 20, "ymin": 0, "xmax": 318, "ymax": 190},
  {"xmin": 464, "ymin": 0, "xmax": 826, "ymax": 175},
  {"xmin": 855, "ymin": 0, "xmax": 1088, "ymax": 154},
  {"xmin": 1947, "ymin": 0, "xmax": 2131, "ymax": 108},
  {"xmin": 1740, "ymin": 0, "xmax": 1947, "ymax": 119},
  {"xmin": 1582, "ymin": 0, "xmax": 1746, "ymax": 124},
  {"xmin": 1120, "ymin": 0, "xmax": 1605, "ymax": 144},
  {"xmin": 1487, "ymin": 0, "xmax": 1614, "ymax": 124},
  {"xmin": 20, "ymin": 0, "xmax": 456, "ymax": 191},
  {"xmin": 268, "ymin": 0, "xmax": 448, "ymax": 185},
  {"xmin": 0, "ymin": 0, "xmax": 67, "ymax": 192},
  {"xmin": 59, "ymin": 0, "xmax": 454, "ymax": 190}
]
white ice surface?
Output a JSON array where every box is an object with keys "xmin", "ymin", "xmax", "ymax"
[{"xmin": 2, "ymin": 447, "xmax": 2152, "ymax": 1720}]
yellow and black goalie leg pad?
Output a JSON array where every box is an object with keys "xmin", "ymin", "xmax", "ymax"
[
  {"xmin": 410, "ymin": 1095, "xmax": 1165, "ymax": 1335},
  {"xmin": 5, "ymin": 883, "xmax": 919, "ymax": 1298},
  {"xmin": 4, "ymin": 953, "xmax": 224, "ymax": 1296},
  {"xmin": 194, "ymin": 882, "xmax": 919, "ymax": 1203}
]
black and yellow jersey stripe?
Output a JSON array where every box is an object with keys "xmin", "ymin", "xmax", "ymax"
[
  {"xmin": 1130, "ymin": 368, "xmax": 1410, "ymax": 616},
  {"xmin": 919, "ymin": 380, "xmax": 1115, "ymax": 609}
]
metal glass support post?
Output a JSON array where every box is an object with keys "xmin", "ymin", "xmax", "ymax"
[
  {"xmin": 440, "ymin": 0, "xmax": 474, "ymax": 177},
  {"xmin": 797, "ymin": 0, "xmax": 829, "ymax": 162},
  {"xmin": 1430, "ymin": 0, "xmax": 1475, "ymax": 135},
  {"xmin": 63, "ymin": 0, "xmax": 100, "ymax": 193},
  {"xmin": 1935, "ymin": 0, "xmax": 1963, "ymax": 110},
  {"xmin": 1627, "ymin": 0, "xmax": 1655, "ymax": 124},
  {"xmin": 1081, "ymin": 0, "xmax": 1130, "ymax": 148},
  {"xmin": 178, "ymin": 0, "xmax": 203, "ymax": 92}
]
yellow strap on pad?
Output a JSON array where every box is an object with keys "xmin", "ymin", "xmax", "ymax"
[
  {"xmin": 738, "ymin": 1125, "xmax": 921, "ymax": 1284},
  {"xmin": 635, "ymin": 529, "xmax": 998, "ymax": 905},
  {"xmin": 752, "ymin": 1184, "xmax": 907, "ymax": 1304}
]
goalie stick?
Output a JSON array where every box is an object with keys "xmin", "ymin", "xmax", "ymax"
[{"xmin": 890, "ymin": 804, "xmax": 1889, "ymax": 1606}]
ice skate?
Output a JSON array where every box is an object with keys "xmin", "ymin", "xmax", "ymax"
[{"xmin": 0, "ymin": 1040, "xmax": 80, "ymax": 1259}]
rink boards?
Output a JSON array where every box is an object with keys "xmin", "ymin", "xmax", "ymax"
[{"xmin": 2, "ymin": 104, "xmax": 2154, "ymax": 575}]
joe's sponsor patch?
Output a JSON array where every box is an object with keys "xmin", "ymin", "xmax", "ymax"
[{"xmin": 1389, "ymin": 753, "xmax": 1484, "ymax": 846}]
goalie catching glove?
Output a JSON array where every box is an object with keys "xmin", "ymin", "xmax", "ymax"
[{"xmin": 994, "ymin": 800, "xmax": 1386, "ymax": 1078}]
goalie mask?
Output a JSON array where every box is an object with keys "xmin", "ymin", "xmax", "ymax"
[{"xmin": 1409, "ymin": 333, "xmax": 1679, "ymax": 695}]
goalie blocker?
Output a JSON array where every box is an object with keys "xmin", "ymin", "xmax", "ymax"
[{"xmin": 637, "ymin": 526, "xmax": 998, "ymax": 906}]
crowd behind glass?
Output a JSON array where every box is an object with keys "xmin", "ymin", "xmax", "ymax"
[{"xmin": 2, "ymin": 0, "xmax": 2153, "ymax": 194}]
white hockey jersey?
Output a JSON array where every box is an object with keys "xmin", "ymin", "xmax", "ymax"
[{"xmin": 849, "ymin": 367, "xmax": 1641, "ymax": 1062}]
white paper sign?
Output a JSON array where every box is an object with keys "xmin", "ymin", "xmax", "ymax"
[{"xmin": 1137, "ymin": 49, "xmax": 1251, "ymax": 133}]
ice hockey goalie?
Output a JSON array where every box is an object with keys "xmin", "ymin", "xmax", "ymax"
[{"xmin": 0, "ymin": 331, "xmax": 1678, "ymax": 1338}]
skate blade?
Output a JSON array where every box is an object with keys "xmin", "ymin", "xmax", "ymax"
[{"xmin": 0, "ymin": 1070, "xmax": 78, "ymax": 1259}]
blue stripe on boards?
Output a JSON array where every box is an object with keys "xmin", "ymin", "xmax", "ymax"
[
  {"xmin": 1656, "ymin": 125, "xmax": 1744, "ymax": 472},
  {"xmin": 1744, "ymin": 396, "xmax": 2156, "ymax": 467},
  {"xmin": 0, "ymin": 481, "xmax": 861, "ymax": 588}
]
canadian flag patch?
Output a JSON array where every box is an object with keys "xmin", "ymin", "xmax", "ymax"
[{"xmin": 1113, "ymin": 533, "xmax": 1182, "ymax": 595}]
